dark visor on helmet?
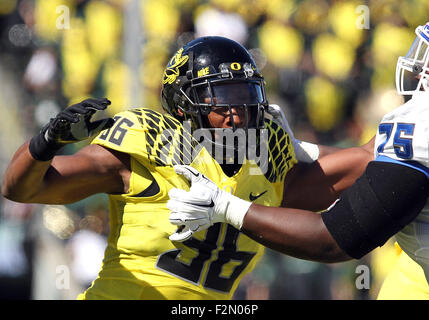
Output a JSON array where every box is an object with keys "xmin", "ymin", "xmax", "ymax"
[{"xmin": 195, "ymin": 81, "xmax": 265, "ymax": 105}]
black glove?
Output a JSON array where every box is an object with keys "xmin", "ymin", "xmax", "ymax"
[{"xmin": 29, "ymin": 98, "xmax": 114, "ymax": 161}]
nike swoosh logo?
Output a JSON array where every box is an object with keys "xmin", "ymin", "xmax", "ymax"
[
  {"xmin": 249, "ymin": 190, "xmax": 267, "ymax": 201},
  {"xmin": 184, "ymin": 167, "xmax": 199, "ymax": 178},
  {"xmin": 184, "ymin": 199, "xmax": 214, "ymax": 208},
  {"xmin": 201, "ymin": 200, "xmax": 215, "ymax": 208}
]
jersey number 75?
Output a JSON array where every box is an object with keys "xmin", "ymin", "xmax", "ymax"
[{"xmin": 377, "ymin": 122, "xmax": 415, "ymax": 159}]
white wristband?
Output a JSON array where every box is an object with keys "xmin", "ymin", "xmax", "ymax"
[
  {"xmin": 293, "ymin": 140, "xmax": 320, "ymax": 163},
  {"xmin": 223, "ymin": 193, "xmax": 252, "ymax": 230}
]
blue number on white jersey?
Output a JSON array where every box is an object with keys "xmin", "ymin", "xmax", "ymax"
[
  {"xmin": 377, "ymin": 122, "xmax": 415, "ymax": 160},
  {"xmin": 393, "ymin": 123, "xmax": 415, "ymax": 159},
  {"xmin": 377, "ymin": 123, "xmax": 394, "ymax": 154},
  {"xmin": 374, "ymin": 93, "xmax": 429, "ymax": 286}
]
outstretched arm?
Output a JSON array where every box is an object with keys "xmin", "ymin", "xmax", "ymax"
[
  {"xmin": 267, "ymin": 103, "xmax": 375, "ymax": 211},
  {"xmin": 242, "ymin": 204, "xmax": 347, "ymax": 263},
  {"xmin": 167, "ymin": 162, "xmax": 429, "ymax": 263},
  {"xmin": 283, "ymin": 137, "xmax": 375, "ymax": 211},
  {"xmin": 317, "ymin": 136, "xmax": 375, "ymax": 159},
  {"xmin": 2, "ymin": 143, "xmax": 129, "ymax": 204},
  {"xmin": 2, "ymin": 98, "xmax": 129, "ymax": 204}
]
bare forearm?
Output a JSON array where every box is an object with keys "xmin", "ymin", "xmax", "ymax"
[
  {"xmin": 317, "ymin": 144, "xmax": 341, "ymax": 158},
  {"xmin": 241, "ymin": 203, "xmax": 351, "ymax": 263},
  {"xmin": 2, "ymin": 142, "xmax": 127, "ymax": 204},
  {"xmin": 284, "ymin": 145, "xmax": 373, "ymax": 211},
  {"xmin": 317, "ymin": 136, "xmax": 375, "ymax": 159},
  {"xmin": 2, "ymin": 141, "xmax": 52, "ymax": 202}
]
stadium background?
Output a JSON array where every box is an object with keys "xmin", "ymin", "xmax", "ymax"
[{"xmin": 0, "ymin": 0, "xmax": 423, "ymax": 299}]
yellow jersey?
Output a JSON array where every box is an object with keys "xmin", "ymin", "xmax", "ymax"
[{"xmin": 78, "ymin": 107, "xmax": 296, "ymax": 300}]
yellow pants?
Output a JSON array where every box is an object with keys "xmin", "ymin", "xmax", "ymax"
[
  {"xmin": 377, "ymin": 249, "xmax": 429, "ymax": 300},
  {"xmin": 76, "ymin": 273, "xmax": 224, "ymax": 300}
]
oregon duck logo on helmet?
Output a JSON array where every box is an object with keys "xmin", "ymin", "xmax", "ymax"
[{"xmin": 163, "ymin": 48, "xmax": 189, "ymax": 85}]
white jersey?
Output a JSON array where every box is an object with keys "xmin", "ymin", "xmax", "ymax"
[{"xmin": 374, "ymin": 92, "xmax": 429, "ymax": 282}]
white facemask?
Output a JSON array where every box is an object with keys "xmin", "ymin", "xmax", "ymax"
[{"xmin": 396, "ymin": 22, "xmax": 429, "ymax": 95}]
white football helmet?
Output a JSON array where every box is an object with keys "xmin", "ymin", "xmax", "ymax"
[{"xmin": 396, "ymin": 22, "xmax": 429, "ymax": 95}]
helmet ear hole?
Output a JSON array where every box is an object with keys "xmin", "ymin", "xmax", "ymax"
[
  {"xmin": 172, "ymin": 92, "xmax": 181, "ymax": 105},
  {"xmin": 173, "ymin": 92, "xmax": 187, "ymax": 112}
]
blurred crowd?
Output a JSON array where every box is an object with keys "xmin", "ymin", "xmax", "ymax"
[{"xmin": 0, "ymin": 0, "xmax": 426, "ymax": 300}]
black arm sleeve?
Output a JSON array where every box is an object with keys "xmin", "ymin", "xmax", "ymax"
[{"xmin": 321, "ymin": 160, "xmax": 429, "ymax": 259}]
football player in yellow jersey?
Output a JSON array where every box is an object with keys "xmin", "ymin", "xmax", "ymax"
[
  {"xmin": 166, "ymin": 25, "xmax": 429, "ymax": 300},
  {"xmin": 2, "ymin": 36, "xmax": 372, "ymax": 300}
]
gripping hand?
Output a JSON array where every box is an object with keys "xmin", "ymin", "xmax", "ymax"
[
  {"xmin": 29, "ymin": 98, "xmax": 114, "ymax": 161},
  {"xmin": 167, "ymin": 165, "xmax": 252, "ymax": 242}
]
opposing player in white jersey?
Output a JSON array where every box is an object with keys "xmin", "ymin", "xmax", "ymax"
[
  {"xmin": 375, "ymin": 22, "xmax": 429, "ymax": 299},
  {"xmin": 166, "ymin": 22, "xmax": 429, "ymax": 299}
]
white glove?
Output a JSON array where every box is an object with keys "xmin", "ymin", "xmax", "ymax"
[
  {"xmin": 267, "ymin": 104, "xmax": 319, "ymax": 163},
  {"xmin": 167, "ymin": 165, "xmax": 252, "ymax": 242}
]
